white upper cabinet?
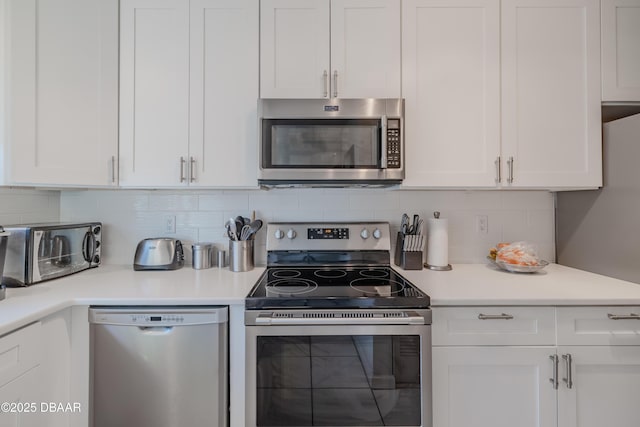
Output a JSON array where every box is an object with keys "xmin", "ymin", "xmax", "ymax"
[
  {"xmin": 189, "ymin": 0, "xmax": 259, "ymax": 187},
  {"xmin": 260, "ymin": 0, "xmax": 330, "ymax": 98},
  {"xmin": 120, "ymin": 0, "xmax": 258, "ymax": 188},
  {"xmin": 260, "ymin": 0, "xmax": 400, "ymax": 99},
  {"xmin": 119, "ymin": 0, "xmax": 190, "ymax": 187},
  {"xmin": 403, "ymin": 0, "xmax": 602, "ymax": 189},
  {"xmin": 2, "ymin": 0, "xmax": 118, "ymax": 187},
  {"xmin": 501, "ymin": 0, "xmax": 602, "ymax": 188},
  {"xmin": 602, "ymin": 0, "xmax": 640, "ymax": 101},
  {"xmin": 402, "ymin": 0, "xmax": 501, "ymax": 187}
]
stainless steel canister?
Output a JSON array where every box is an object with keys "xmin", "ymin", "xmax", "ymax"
[
  {"xmin": 229, "ymin": 240, "xmax": 254, "ymax": 272},
  {"xmin": 191, "ymin": 243, "xmax": 213, "ymax": 269}
]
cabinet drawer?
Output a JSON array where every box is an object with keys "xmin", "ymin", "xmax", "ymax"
[
  {"xmin": 432, "ymin": 307, "xmax": 556, "ymax": 346},
  {"xmin": 558, "ymin": 306, "xmax": 640, "ymax": 345},
  {"xmin": 0, "ymin": 322, "xmax": 42, "ymax": 387}
]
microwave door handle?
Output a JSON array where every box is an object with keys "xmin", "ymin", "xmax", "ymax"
[
  {"xmin": 82, "ymin": 231, "xmax": 96, "ymax": 263},
  {"xmin": 380, "ymin": 115, "xmax": 388, "ymax": 169}
]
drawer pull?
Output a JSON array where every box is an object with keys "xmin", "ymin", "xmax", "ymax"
[
  {"xmin": 549, "ymin": 354, "xmax": 559, "ymax": 389},
  {"xmin": 478, "ymin": 313, "xmax": 514, "ymax": 320},
  {"xmin": 562, "ymin": 353, "xmax": 573, "ymax": 389},
  {"xmin": 608, "ymin": 313, "xmax": 640, "ymax": 320}
]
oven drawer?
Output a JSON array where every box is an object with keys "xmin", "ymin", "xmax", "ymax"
[
  {"xmin": 432, "ymin": 307, "xmax": 556, "ymax": 346},
  {"xmin": 557, "ymin": 306, "xmax": 640, "ymax": 345}
]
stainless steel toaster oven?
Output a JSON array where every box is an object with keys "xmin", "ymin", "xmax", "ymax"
[{"xmin": 2, "ymin": 222, "xmax": 101, "ymax": 286}]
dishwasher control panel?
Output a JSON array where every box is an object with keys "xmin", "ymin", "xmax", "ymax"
[{"xmin": 89, "ymin": 307, "xmax": 228, "ymax": 327}]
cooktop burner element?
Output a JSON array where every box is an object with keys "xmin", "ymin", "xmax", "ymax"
[{"xmin": 246, "ymin": 222, "xmax": 430, "ymax": 310}]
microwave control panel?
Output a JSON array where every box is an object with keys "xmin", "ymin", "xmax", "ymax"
[{"xmin": 386, "ymin": 119, "xmax": 401, "ymax": 168}]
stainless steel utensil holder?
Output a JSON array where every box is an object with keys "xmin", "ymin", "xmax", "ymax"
[
  {"xmin": 394, "ymin": 232, "xmax": 423, "ymax": 270},
  {"xmin": 229, "ymin": 240, "xmax": 254, "ymax": 272}
]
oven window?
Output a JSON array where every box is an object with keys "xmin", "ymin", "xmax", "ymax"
[
  {"xmin": 263, "ymin": 119, "xmax": 380, "ymax": 169},
  {"xmin": 256, "ymin": 335, "xmax": 421, "ymax": 426}
]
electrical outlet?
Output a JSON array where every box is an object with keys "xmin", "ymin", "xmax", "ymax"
[
  {"xmin": 164, "ymin": 215, "xmax": 176, "ymax": 233},
  {"xmin": 476, "ymin": 215, "xmax": 488, "ymax": 234}
]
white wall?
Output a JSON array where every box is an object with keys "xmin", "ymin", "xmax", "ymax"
[
  {"xmin": 0, "ymin": 188, "xmax": 60, "ymax": 224},
  {"xmin": 60, "ymin": 189, "xmax": 555, "ymax": 266}
]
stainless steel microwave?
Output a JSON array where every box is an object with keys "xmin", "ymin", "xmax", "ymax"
[
  {"xmin": 258, "ymin": 98, "xmax": 404, "ymax": 187},
  {"xmin": 2, "ymin": 222, "xmax": 101, "ymax": 286}
]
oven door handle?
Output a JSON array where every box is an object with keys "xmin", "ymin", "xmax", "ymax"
[{"xmin": 254, "ymin": 311, "xmax": 426, "ymax": 326}]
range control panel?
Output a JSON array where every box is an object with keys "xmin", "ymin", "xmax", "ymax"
[
  {"xmin": 267, "ymin": 222, "xmax": 391, "ymax": 252},
  {"xmin": 386, "ymin": 119, "xmax": 401, "ymax": 169},
  {"xmin": 308, "ymin": 228, "xmax": 349, "ymax": 240}
]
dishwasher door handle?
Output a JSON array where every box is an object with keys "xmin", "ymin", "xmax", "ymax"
[{"xmin": 138, "ymin": 326, "xmax": 174, "ymax": 334}]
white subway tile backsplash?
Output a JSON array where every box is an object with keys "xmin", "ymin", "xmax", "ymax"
[
  {"xmin": 57, "ymin": 189, "xmax": 555, "ymax": 266},
  {"xmin": 148, "ymin": 194, "xmax": 198, "ymax": 211},
  {"xmin": 199, "ymin": 193, "xmax": 249, "ymax": 211},
  {"xmin": 0, "ymin": 189, "xmax": 60, "ymax": 224}
]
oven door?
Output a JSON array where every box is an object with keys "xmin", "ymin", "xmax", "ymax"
[{"xmin": 245, "ymin": 312, "xmax": 431, "ymax": 427}]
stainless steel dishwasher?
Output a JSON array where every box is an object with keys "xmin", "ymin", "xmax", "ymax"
[{"xmin": 89, "ymin": 306, "xmax": 228, "ymax": 427}]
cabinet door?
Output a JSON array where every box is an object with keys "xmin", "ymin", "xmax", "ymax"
[
  {"xmin": 119, "ymin": 0, "xmax": 190, "ymax": 187},
  {"xmin": 501, "ymin": 0, "xmax": 602, "ymax": 188},
  {"xmin": 602, "ymin": 0, "xmax": 640, "ymax": 101},
  {"xmin": 330, "ymin": 0, "xmax": 400, "ymax": 98},
  {"xmin": 189, "ymin": 0, "xmax": 259, "ymax": 187},
  {"xmin": 401, "ymin": 0, "xmax": 500, "ymax": 187},
  {"xmin": 0, "ymin": 367, "xmax": 44, "ymax": 427},
  {"xmin": 260, "ymin": 0, "xmax": 330, "ymax": 98},
  {"xmin": 433, "ymin": 346, "xmax": 557, "ymax": 427},
  {"xmin": 4, "ymin": 0, "xmax": 118, "ymax": 187},
  {"xmin": 558, "ymin": 346, "xmax": 640, "ymax": 427}
]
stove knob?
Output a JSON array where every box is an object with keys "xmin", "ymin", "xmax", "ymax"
[
  {"xmin": 373, "ymin": 228, "xmax": 382, "ymax": 239},
  {"xmin": 286, "ymin": 229, "xmax": 297, "ymax": 239},
  {"xmin": 360, "ymin": 228, "xmax": 370, "ymax": 239},
  {"xmin": 274, "ymin": 229, "xmax": 284, "ymax": 240}
]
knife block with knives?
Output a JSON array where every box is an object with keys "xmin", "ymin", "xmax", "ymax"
[
  {"xmin": 394, "ymin": 213, "xmax": 424, "ymax": 270},
  {"xmin": 394, "ymin": 232, "xmax": 423, "ymax": 270}
]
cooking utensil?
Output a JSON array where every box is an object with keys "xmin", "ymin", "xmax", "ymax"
[{"xmin": 227, "ymin": 218, "xmax": 238, "ymax": 241}]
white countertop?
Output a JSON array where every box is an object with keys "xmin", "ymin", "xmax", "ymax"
[
  {"xmin": 0, "ymin": 265, "xmax": 265, "ymax": 335},
  {"xmin": 2, "ymin": 262, "xmax": 640, "ymax": 335},
  {"xmin": 400, "ymin": 263, "xmax": 640, "ymax": 306}
]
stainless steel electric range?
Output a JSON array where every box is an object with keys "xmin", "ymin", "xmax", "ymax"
[{"xmin": 245, "ymin": 222, "xmax": 432, "ymax": 427}]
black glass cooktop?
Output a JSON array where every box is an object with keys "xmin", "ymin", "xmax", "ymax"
[{"xmin": 245, "ymin": 267, "xmax": 430, "ymax": 310}]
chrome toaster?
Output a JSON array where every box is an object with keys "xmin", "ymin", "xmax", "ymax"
[{"xmin": 133, "ymin": 238, "xmax": 184, "ymax": 271}]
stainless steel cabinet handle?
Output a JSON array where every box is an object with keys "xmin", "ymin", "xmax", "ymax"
[
  {"xmin": 110, "ymin": 156, "xmax": 116, "ymax": 184},
  {"xmin": 323, "ymin": 70, "xmax": 328, "ymax": 98},
  {"xmin": 190, "ymin": 157, "xmax": 196, "ymax": 183},
  {"xmin": 562, "ymin": 354, "xmax": 573, "ymax": 389},
  {"xmin": 180, "ymin": 157, "xmax": 186, "ymax": 183},
  {"xmin": 478, "ymin": 313, "xmax": 514, "ymax": 320},
  {"xmin": 608, "ymin": 313, "xmax": 640, "ymax": 320},
  {"xmin": 507, "ymin": 156, "xmax": 514, "ymax": 183},
  {"xmin": 333, "ymin": 70, "xmax": 338, "ymax": 98},
  {"xmin": 495, "ymin": 156, "xmax": 501, "ymax": 183},
  {"xmin": 549, "ymin": 354, "xmax": 559, "ymax": 389}
]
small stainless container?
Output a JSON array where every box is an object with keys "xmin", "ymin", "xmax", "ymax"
[
  {"xmin": 192, "ymin": 243, "xmax": 214, "ymax": 270},
  {"xmin": 229, "ymin": 240, "xmax": 254, "ymax": 272}
]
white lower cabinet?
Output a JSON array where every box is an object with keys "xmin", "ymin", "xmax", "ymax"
[
  {"xmin": 556, "ymin": 306, "xmax": 640, "ymax": 427},
  {"xmin": 433, "ymin": 306, "xmax": 640, "ymax": 427},
  {"xmin": 432, "ymin": 307, "xmax": 557, "ymax": 427},
  {"xmin": 0, "ymin": 322, "xmax": 43, "ymax": 427},
  {"xmin": 557, "ymin": 346, "xmax": 640, "ymax": 427},
  {"xmin": 433, "ymin": 346, "xmax": 557, "ymax": 427},
  {"xmin": 0, "ymin": 367, "xmax": 44, "ymax": 427}
]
